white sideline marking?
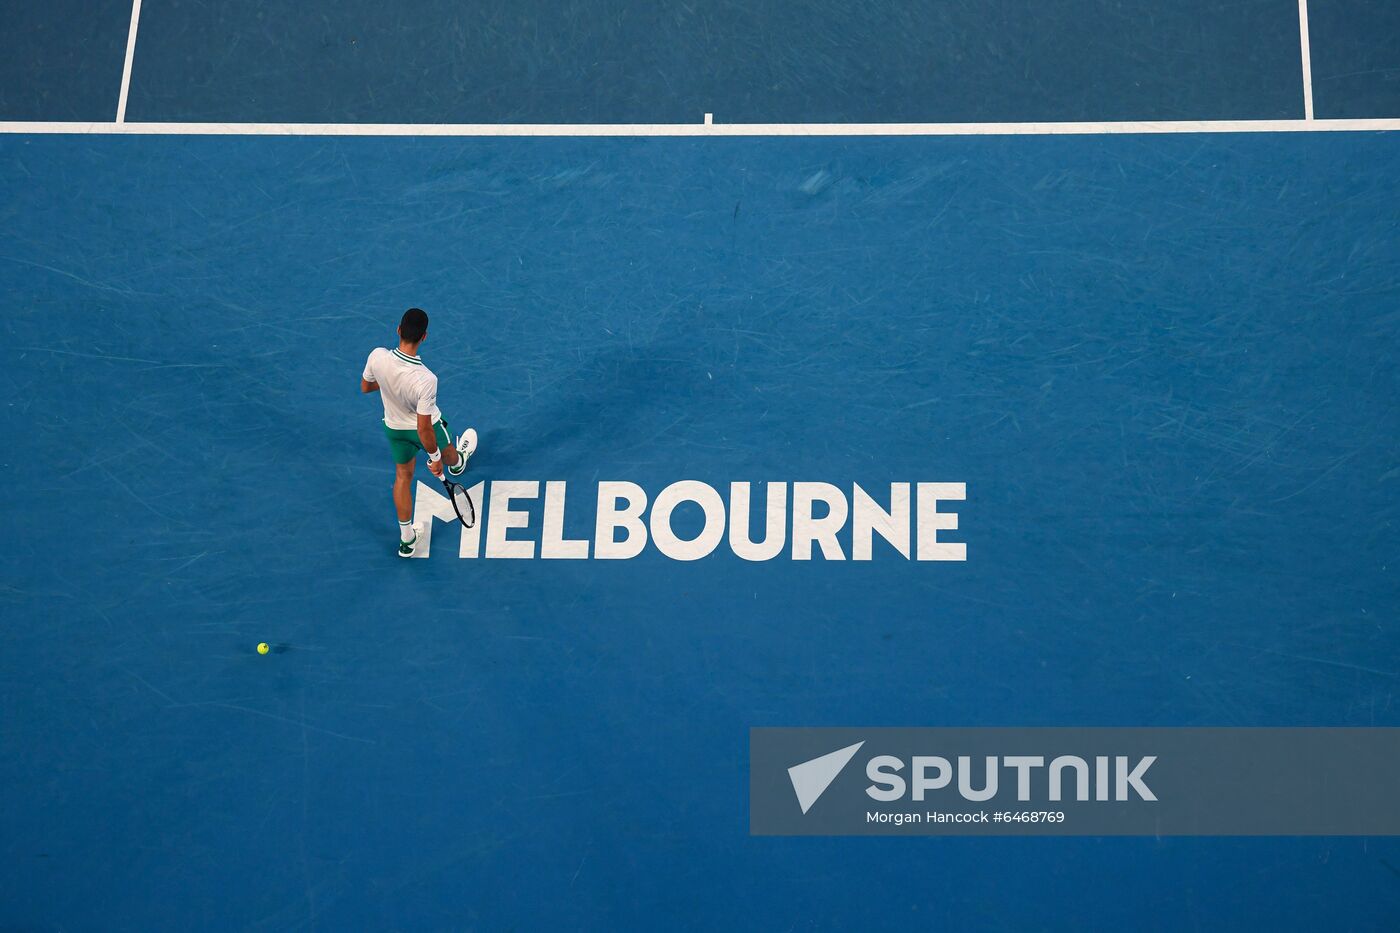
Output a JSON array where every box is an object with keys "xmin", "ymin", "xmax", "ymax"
[
  {"xmin": 1298, "ymin": 0, "xmax": 1315, "ymax": 120},
  {"xmin": 0, "ymin": 119, "xmax": 1398, "ymax": 137},
  {"xmin": 704, "ymin": 112, "xmax": 713, "ymax": 125},
  {"xmin": 115, "ymin": 0, "xmax": 144, "ymax": 123}
]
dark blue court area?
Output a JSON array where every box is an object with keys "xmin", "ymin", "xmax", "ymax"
[
  {"xmin": 3, "ymin": 0, "xmax": 1400, "ymax": 931},
  {"xmin": 3, "ymin": 0, "xmax": 1400, "ymax": 123}
]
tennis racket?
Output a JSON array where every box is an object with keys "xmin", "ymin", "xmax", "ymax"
[{"xmin": 441, "ymin": 476, "xmax": 476, "ymax": 528}]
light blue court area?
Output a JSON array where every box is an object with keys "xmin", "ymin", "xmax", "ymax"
[{"xmin": 1, "ymin": 133, "xmax": 1399, "ymax": 928}]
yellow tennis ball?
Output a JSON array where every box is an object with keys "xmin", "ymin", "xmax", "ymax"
[{"xmin": 257, "ymin": 642, "xmax": 270, "ymax": 655}]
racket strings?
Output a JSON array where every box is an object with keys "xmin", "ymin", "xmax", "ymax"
[{"xmin": 449, "ymin": 483, "xmax": 475, "ymax": 527}]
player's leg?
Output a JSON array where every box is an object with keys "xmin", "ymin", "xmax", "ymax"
[
  {"xmin": 383, "ymin": 422, "xmax": 422, "ymax": 555},
  {"xmin": 436, "ymin": 418, "xmax": 477, "ymax": 477},
  {"xmin": 435, "ymin": 420, "xmax": 461, "ymax": 473},
  {"xmin": 393, "ymin": 460, "xmax": 417, "ymax": 555}
]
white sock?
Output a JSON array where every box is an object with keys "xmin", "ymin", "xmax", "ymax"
[{"xmin": 399, "ymin": 520, "xmax": 415, "ymax": 543}]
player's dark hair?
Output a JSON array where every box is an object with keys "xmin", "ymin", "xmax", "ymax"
[{"xmin": 399, "ymin": 307, "xmax": 429, "ymax": 344}]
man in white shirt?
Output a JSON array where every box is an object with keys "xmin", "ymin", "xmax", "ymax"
[{"xmin": 362, "ymin": 308, "xmax": 478, "ymax": 556}]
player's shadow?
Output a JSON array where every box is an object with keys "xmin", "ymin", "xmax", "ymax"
[{"xmin": 479, "ymin": 345, "xmax": 707, "ymax": 473}]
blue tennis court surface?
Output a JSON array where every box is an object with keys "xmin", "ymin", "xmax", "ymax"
[{"xmin": 2, "ymin": 2, "xmax": 1399, "ymax": 931}]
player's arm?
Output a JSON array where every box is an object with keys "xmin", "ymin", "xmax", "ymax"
[
  {"xmin": 361, "ymin": 349, "xmax": 381, "ymax": 393},
  {"xmin": 415, "ymin": 374, "xmax": 444, "ymax": 472},
  {"xmin": 417, "ymin": 413, "xmax": 442, "ymax": 474},
  {"xmin": 415, "ymin": 414, "xmax": 440, "ymax": 455}
]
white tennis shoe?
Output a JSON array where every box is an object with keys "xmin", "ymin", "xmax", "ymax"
[{"xmin": 448, "ymin": 428, "xmax": 478, "ymax": 476}]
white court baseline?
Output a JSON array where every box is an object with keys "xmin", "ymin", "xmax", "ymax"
[{"xmin": 1, "ymin": 119, "xmax": 1398, "ymax": 136}]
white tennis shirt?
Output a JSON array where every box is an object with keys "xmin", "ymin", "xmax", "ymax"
[{"xmin": 363, "ymin": 347, "xmax": 442, "ymax": 430}]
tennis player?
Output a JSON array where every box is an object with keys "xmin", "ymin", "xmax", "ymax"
[{"xmin": 361, "ymin": 308, "xmax": 478, "ymax": 556}]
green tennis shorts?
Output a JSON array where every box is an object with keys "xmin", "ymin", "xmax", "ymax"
[{"xmin": 383, "ymin": 417, "xmax": 453, "ymax": 465}]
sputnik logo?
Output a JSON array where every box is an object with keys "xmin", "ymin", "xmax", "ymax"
[{"xmin": 787, "ymin": 741, "xmax": 865, "ymax": 814}]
